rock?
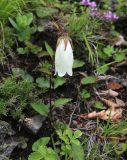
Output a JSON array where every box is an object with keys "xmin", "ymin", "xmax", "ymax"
[
  {"xmin": 115, "ymin": 35, "xmax": 127, "ymax": 46},
  {"xmin": 121, "ymin": 79, "xmax": 127, "ymax": 87},
  {"xmin": 0, "ymin": 121, "xmax": 15, "ymax": 142},
  {"xmin": 0, "ymin": 141, "xmax": 18, "ymax": 160},
  {"xmin": 24, "ymin": 115, "xmax": 46, "ymax": 135},
  {"xmin": 0, "ymin": 137, "xmax": 25, "ymax": 160}
]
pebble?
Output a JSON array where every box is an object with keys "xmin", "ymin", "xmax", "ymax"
[{"xmin": 23, "ymin": 115, "xmax": 46, "ymax": 135}]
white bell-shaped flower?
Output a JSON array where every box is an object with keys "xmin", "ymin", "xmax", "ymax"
[{"xmin": 55, "ymin": 36, "xmax": 73, "ymax": 77}]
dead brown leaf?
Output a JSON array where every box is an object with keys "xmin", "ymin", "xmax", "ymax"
[
  {"xmin": 99, "ymin": 108, "xmax": 122, "ymax": 123},
  {"xmin": 115, "ymin": 97, "xmax": 125, "ymax": 107},
  {"xmin": 98, "ymin": 89, "xmax": 119, "ymax": 97},
  {"xmin": 79, "ymin": 108, "xmax": 122, "ymax": 123},
  {"xmin": 108, "ymin": 81, "xmax": 123, "ymax": 90},
  {"xmin": 100, "ymin": 98, "xmax": 119, "ymax": 109}
]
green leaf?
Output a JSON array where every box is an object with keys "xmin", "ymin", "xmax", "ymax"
[
  {"xmin": 65, "ymin": 144, "xmax": 71, "ymax": 151},
  {"xmin": 65, "ymin": 128, "xmax": 73, "ymax": 139},
  {"xmin": 57, "ymin": 130, "xmax": 70, "ymax": 144},
  {"xmin": 36, "ymin": 77, "xmax": 50, "ymax": 89},
  {"xmin": 73, "ymin": 130, "xmax": 82, "ymax": 139},
  {"xmin": 17, "ymin": 47, "xmax": 27, "ymax": 54},
  {"xmin": 9, "ymin": 17, "xmax": 20, "ymax": 31},
  {"xmin": 96, "ymin": 65, "xmax": 109, "ymax": 74},
  {"xmin": 71, "ymin": 143, "xmax": 85, "ymax": 160},
  {"xmin": 31, "ymin": 102, "xmax": 49, "ymax": 116},
  {"xmin": 27, "ymin": 13, "xmax": 34, "ymax": 25},
  {"xmin": 25, "ymin": 42, "xmax": 42, "ymax": 54},
  {"xmin": 28, "ymin": 152, "xmax": 43, "ymax": 160},
  {"xmin": 54, "ymin": 77, "xmax": 65, "ymax": 89},
  {"xmin": 37, "ymin": 26, "xmax": 44, "ymax": 32},
  {"xmin": 73, "ymin": 59, "xmax": 85, "ymax": 68},
  {"xmin": 12, "ymin": 68, "xmax": 33, "ymax": 82},
  {"xmin": 103, "ymin": 45, "xmax": 114, "ymax": 56},
  {"xmin": 46, "ymin": 148, "xmax": 58, "ymax": 160},
  {"xmin": 36, "ymin": 7, "xmax": 58, "ymax": 18},
  {"xmin": 38, "ymin": 146, "xmax": 47, "ymax": 157},
  {"xmin": 54, "ymin": 98, "xmax": 72, "ymax": 107},
  {"xmin": 81, "ymin": 76, "xmax": 97, "ymax": 85},
  {"xmin": 45, "ymin": 42, "xmax": 54, "ymax": 58},
  {"xmin": 114, "ymin": 143, "xmax": 127, "ymax": 155},
  {"xmin": 32, "ymin": 137, "xmax": 50, "ymax": 151},
  {"xmin": 81, "ymin": 89, "xmax": 91, "ymax": 99},
  {"xmin": 114, "ymin": 53, "xmax": 125, "ymax": 62},
  {"xmin": 22, "ymin": 73, "xmax": 33, "ymax": 82},
  {"xmin": 94, "ymin": 101, "xmax": 105, "ymax": 109},
  {"xmin": 71, "ymin": 139, "xmax": 80, "ymax": 146},
  {"xmin": 16, "ymin": 14, "xmax": 27, "ymax": 28}
]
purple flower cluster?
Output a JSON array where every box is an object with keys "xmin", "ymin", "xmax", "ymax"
[
  {"xmin": 81, "ymin": 0, "xmax": 97, "ymax": 8},
  {"xmin": 103, "ymin": 11, "xmax": 119, "ymax": 21},
  {"xmin": 81, "ymin": 0, "xmax": 119, "ymax": 21},
  {"xmin": 90, "ymin": 8, "xmax": 100, "ymax": 17}
]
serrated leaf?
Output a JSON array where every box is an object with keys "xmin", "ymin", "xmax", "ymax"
[
  {"xmin": 81, "ymin": 76, "xmax": 96, "ymax": 85},
  {"xmin": 31, "ymin": 102, "xmax": 49, "ymax": 116},
  {"xmin": 32, "ymin": 137, "xmax": 50, "ymax": 151},
  {"xmin": 73, "ymin": 59, "xmax": 85, "ymax": 68},
  {"xmin": 54, "ymin": 98, "xmax": 72, "ymax": 107}
]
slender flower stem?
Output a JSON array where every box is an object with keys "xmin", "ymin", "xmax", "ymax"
[{"xmin": 49, "ymin": 74, "xmax": 52, "ymax": 112}]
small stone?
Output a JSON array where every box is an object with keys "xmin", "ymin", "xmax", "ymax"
[
  {"xmin": 24, "ymin": 115, "xmax": 46, "ymax": 135},
  {"xmin": 115, "ymin": 35, "xmax": 126, "ymax": 46},
  {"xmin": 71, "ymin": 120, "xmax": 78, "ymax": 128}
]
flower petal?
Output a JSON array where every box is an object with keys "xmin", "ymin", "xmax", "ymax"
[{"xmin": 55, "ymin": 38, "xmax": 73, "ymax": 77}]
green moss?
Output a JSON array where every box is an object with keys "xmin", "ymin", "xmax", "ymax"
[{"xmin": 0, "ymin": 77, "xmax": 33, "ymax": 118}]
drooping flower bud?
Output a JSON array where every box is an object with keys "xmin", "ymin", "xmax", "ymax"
[{"xmin": 55, "ymin": 36, "xmax": 73, "ymax": 77}]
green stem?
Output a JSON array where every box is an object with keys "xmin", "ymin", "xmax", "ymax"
[
  {"xmin": 82, "ymin": 32, "xmax": 94, "ymax": 66},
  {"xmin": 96, "ymin": 61, "xmax": 115, "ymax": 72},
  {"xmin": 0, "ymin": 21, "xmax": 5, "ymax": 50},
  {"xmin": 51, "ymin": 134, "xmax": 61, "ymax": 160}
]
